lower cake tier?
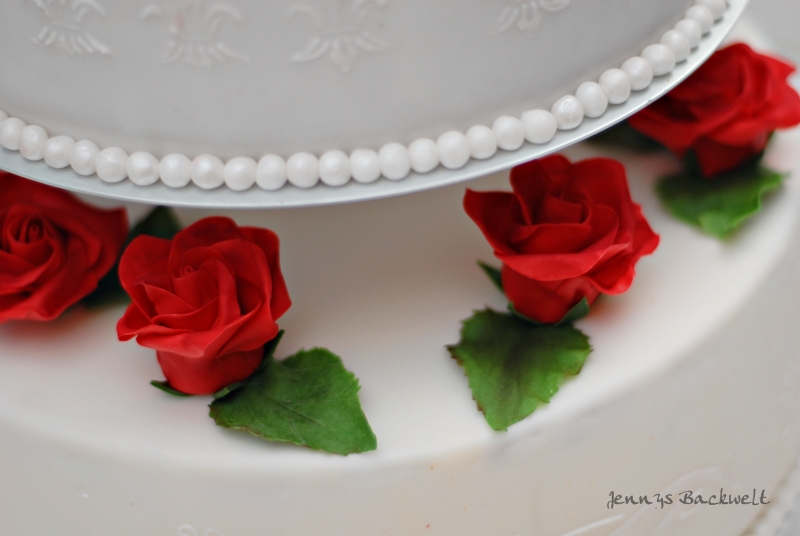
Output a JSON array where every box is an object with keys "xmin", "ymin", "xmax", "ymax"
[{"xmin": 1, "ymin": 136, "xmax": 800, "ymax": 536}]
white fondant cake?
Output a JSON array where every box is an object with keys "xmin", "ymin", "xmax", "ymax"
[
  {"xmin": 0, "ymin": 0, "xmax": 738, "ymax": 192},
  {"xmin": 1, "ymin": 131, "xmax": 800, "ymax": 535}
]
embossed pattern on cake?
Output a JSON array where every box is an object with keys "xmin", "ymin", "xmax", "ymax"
[{"xmin": 0, "ymin": 0, "xmax": 725, "ymax": 191}]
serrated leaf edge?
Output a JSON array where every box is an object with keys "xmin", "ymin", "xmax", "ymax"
[
  {"xmin": 448, "ymin": 308, "xmax": 592, "ymax": 432},
  {"xmin": 657, "ymin": 163, "xmax": 785, "ymax": 239},
  {"xmin": 209, "ymin": 345, "xmax": 377, "ymax": 455}
]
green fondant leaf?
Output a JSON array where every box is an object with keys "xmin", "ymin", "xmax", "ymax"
[
  {"xmin": 448, "ymin": 309, "xmax": 591, "ymax": 432},
  {"xmin": 589, "ymin": 121, "xmax": 665, "ymax": 152},
  {"xmin": 81, "ymin": 266, "xmax": 132, "ymax": 309},
  {"xmin": 210, "ymin": 347, "xmax": 377, "ymax": 455},
  {"xmin": 83, "ymin": 206, "xmax": 183, "ymax": 309},
  {"xmin": 683, "ymin": 147, "xmax": 767, "ymax": 180},
  {"xmin": 557, "ymin": 298, "xmax": 591, "ymax": 325},
  {"xmin": 509, "ymin": 298, "xmax": 591, "ymax": 327},
  {"xmin": 131, "ymin": 206, "xmax": 183, "ymax": 241},
  {"xmin": 478, "ymin": 261, "xmax": 504, "ymax": 293},
  {"xmin": 151, "ymin": 380, "xmax": 193, "ymax": 398},
  {"xmin": 259, "ymin": 330, "xmax": 284, "ymax": 369},
  {"xmin": 657, "ymin": 163, "xmax": 784, "ymax": 239},
  {"xmin": 212, "ymin": 381, "xmax": 248, "ymax": 400}
]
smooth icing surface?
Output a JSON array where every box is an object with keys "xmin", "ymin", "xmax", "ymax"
[
  {"xmin": 1, "ymin": 131, "xmax": 799, "ymax": 535},
  {"xmin": 0, "ymin": 0, "xmax": 691, "ymax": 158},
  {"xmin": 0, "ymin": 0, "xmax": 752, "ymax": 194},
  {"xmin": 0, "ymin": 1, "xmax": 747, "ymax": 204}
]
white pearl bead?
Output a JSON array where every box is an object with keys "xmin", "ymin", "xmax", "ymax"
[
  {"xmin": 19, "ymin": 125, "xmax": 48, "ymax": 161},
  {"xmin": 521, "ymin": 109, "xmax": 557, "ymax": 144},
  {"xmin": 551, "ymin": 95, "xmax": 584, "ymax": 130},
  {"xmin": 256, "ymin": 155, "xmax": 288, "ymax": 191},
  {"xmin": 621, "ymin": 57, "xmax": 654, "ymax": 91},
  {"xmin": 350, "ymin": 149, "xmax": 381, "ymax": 184},
  {"xmin": 319, "ymin": 150, "xmax": 351, "ymax": 187},
  {"xmin": 43, "ymin": 136, "xmax": 75, "ymax": 169},
  {"xmin": 191, "ymin": 154, "xmax": 225, "ymax": 190},
  {"xmin": 379, "ymin": 143, "xmax": 411, "ymax": 180},
  {"xmin": 127, "ymin": 152, "xmax": 160, "ymax": 186},
  {"xmin": 0, "ymin": 118, "xmax": 27, "ymax": 151},
  {"xmin": 598, "ymin": 69, "xmax": 631, "ymax": 105},
  {"xmin": 286, "ymin": 152, "xmax": 320, "ymax": 189},
  {"xmin": 695, "ymin": 0, "xmax": 725, "ymax": 20},
  {"xmin": 437, "ymin": 131, "xmax": 471, "ymax": 170},
  {"xmin": 466, "ymin": 125, "xmax": 497, "ymax": 160},
  {"xmin": 686, "ymin": 5, "xmax": 714, "ymax": 33},
  {"xmin": 224, "ymin": 156, "xmax": 257, "ymax": 192},
  {"xmin": 0, "ymin": 110, "xmax": 7, "ymax": 123},
  {"xmin": 674, "ymin": 19, "xmax": 702, "ymax": 49},
  {"xmin": 69, "ymin": 140, "xmax": 100, "ymax": 177},
  {"xmin": 642, "ymin": 44, "xmax": 676, "ymax": 76},
  {"xmin": 408, "ymin": 139, "xmax": 439, "ymax": 174},
  {"xmin": 160, "ymin": 154, "xmax": 192, "ymax": 188},
  {"xmin": 96, "ymin": 147, "xmax": 129, "ymax": 183},
  {"xmin": 575, "ymin": 82, "xmax": 608, "ymax": 119},
  {"xmin": 492, "ymin": 116, "xmax": 525, "ymax": 151},
  {"xmin": 661, "ymin": 30, "xmax": 691, "ymax": 63}
]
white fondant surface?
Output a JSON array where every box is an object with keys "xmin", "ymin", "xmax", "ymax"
[
  {"xmin": 0, "ymin": 0, "xmax": 750, "ymax": 200},
  {"xmin": 0, "ymin": 0, "xmax": 691, "ymax": 158},
  {"xmin": 1, "ymin": 132, "xmax": 800, "ymax": 535}
]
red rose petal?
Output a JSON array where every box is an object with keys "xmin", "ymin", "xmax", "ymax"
[
  {"xmin": 117, "ymin": 215, "xmax": 290, "ymax": 392},
  {"xmin": 117, "ymin": 302, "xmax": 154, "ymax": 341},
  {"xmin": 143, "ymin": 284, "xmax": 197, "ymax": 317},
  {"xmin": 464, "ymin": 190, "xmax": 523, "ymax": 257},
  {"xmin": 0, "ymin": 174, "xmax": 128, "ymax": 323},
  {"xmin": 629, "ymin": 43, "xmax": 800, "ymax": 177},
  {"xmin": 464, "ymin": 155, "xmax": 659, "ymax": 323},
  {"xmin": 240, "ymin": 227, "xmax": 292, "ymax": 320},
  {"xmin": 537, "ymin": 194, "xmax": 585, "ymax": 225},
  {"xmin": 513, "ymin": 222, "xmax": 594, "ymax": 255},
  {"xmin": 157, "ymin": 347, "xmax": 265, "ymax": 395},
  {"xmin": 501, "ymin": 265, "xmax": 601, "ymax": 324},
  {"xmin": 152, "ymin": 298, "xmax": 221, "ymax": 334}
]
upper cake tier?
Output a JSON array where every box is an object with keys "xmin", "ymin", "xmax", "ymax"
[{"xmin": 0, "ymin": 0, "xmax": 736, "ymax": 202}]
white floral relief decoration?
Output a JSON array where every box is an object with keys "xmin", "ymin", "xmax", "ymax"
[
  {"xmin": 177, "ymin": 524, "xmax": 224, "ymax": 536},
  {"xmin": 27, "ymin": 0, "xmax": 112, "ymax": 55},
  {"xmin": 143, "ymin": 0, "xmax": 249, "ymax": 68},
  {"xmin": 491, "ymin": 0, "xmax": 571, "ymax": 35},
  {"xmin": 290, "ymin": 0, "xmax": 390, "ymax": 73}
]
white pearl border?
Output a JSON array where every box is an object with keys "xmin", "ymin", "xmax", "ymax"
[{"xmin": 0, "ymin": 0, "xmax": 727, "ymax": 193}]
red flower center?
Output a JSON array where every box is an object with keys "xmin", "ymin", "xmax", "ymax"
[{"xmin": 21, "ymin": 219, "xmax": 43, "ymax": 243}]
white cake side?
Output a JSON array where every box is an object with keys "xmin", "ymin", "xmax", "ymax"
[
  {"xmin": 0, "ymin": 0, "xmax": 743, "ymax": 194},
  {"xmin": 0, "ymin": 132, "xmax": 798, "ymax": 535},
  {"xmin": 0, "ymin": 0, "xmax": 690, "ymax": 156}
]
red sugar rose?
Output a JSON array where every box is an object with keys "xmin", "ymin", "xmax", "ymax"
[
  {"xmin": 464, "ymin": 155, "xmax": 659, "ymax": 324},
  {"xmin": 117, "ymin": 217, "xmax": 292, "ymax": 395},
  {"xmin": 629, "ymin": 43, "xmax": 800, "ymax": 177},
  {"xmin": 0, "ymin": 173, "xmax": 128, "ymax": 323}
]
